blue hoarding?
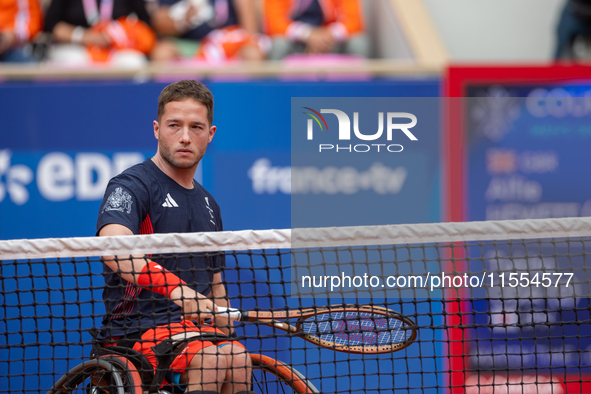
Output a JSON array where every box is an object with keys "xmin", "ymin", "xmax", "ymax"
[
  {"xmin": 1, "ymin": 79, "xmax": 440, "ymax": 239},
  {"xmin": 0, "ymin": 78, "xmax": 441, "ymax": 393}
]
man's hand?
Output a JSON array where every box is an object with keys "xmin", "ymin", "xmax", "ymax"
[
  {"xmin": 159, "ymin": 2, "xmax": 201, "ymax": 35},
  {"xmin": 305, "ymin": 27, "xmax": 335, "ymax": 54},
  {"xmin": 239, "ymin": 43, "xmax": 265, "ymax": 61},
  {"xmin": 209, "ymin": 272, "xmax": 234, "ymax": 336},
  {"xmin": 172, "ymin": 3, "xmax": 200, "ymax": 34},
  {"xmin": 0, "ymin": 31, "xmax": 18, "ymax": 56},
  {"xmin": 82, "ymin": 30, "xmax": 111, "ymax": 48},
  {"xmin": 170, "ymin": 284, "xmax": 215, "ymax": 322}
]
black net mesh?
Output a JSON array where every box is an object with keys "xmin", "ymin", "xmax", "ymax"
[{"xmin": 2, "ymin": 220, "xmax": 591, "ymax": 394}]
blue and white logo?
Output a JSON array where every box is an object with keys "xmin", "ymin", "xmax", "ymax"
[{"xmin": 0, "ymin": 149, "xmax": 34, "ymax": 205}]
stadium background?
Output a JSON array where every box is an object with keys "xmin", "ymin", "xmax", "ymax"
[{"xmin": 3, "ymin": 0, "xmax": 591, "ymax": 393}]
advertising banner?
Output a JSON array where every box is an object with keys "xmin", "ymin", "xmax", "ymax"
[
  {"xmin": 445, "ymin": 65, "xmax": 591, "ymax": 393},
  {"xmin": 1, "ymin": 79, "xmax": 440, "ymax": 239}
]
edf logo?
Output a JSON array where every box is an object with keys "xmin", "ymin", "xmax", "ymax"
[{"xmin": 303, "ymin": 107, "xmax": 417, "ymax": 153}]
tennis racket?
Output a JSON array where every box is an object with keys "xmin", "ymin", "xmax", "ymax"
[{"xmin": 213, "ymin": 304, "xmax": 417, "ymax": 354}]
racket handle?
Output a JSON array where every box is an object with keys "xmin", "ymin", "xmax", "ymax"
[{"xmin": 213, "ymin": 306, "xmax": 243, "ymax": 321}]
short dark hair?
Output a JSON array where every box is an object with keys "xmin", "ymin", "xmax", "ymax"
[{"xmin": 157, "ymin": 80, "xmax": 214, "ymax": 125}]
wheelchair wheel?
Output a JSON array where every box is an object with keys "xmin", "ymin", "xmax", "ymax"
[
  {"xmin": 47, "ymin": 357, "xmax": 141, "ymax": 394},
  {"xmin": 47, "ymin": 359, "xmax": 124, "ymax": 394},
  {"xmin": 97, "ymin": 355, "xmax": 144, "ymax": 394},
  {"xmin": 250, "ymin": 354, "xmax": 319, "ymax": 394}
]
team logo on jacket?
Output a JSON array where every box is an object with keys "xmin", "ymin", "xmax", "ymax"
[{"xmin": 103, "ymin": 187, "xmax": 133, "ymax": 214}]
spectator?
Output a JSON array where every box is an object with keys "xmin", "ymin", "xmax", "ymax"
[
  {"xmin": 44, "ymin": 0, "xmax": 155, "ymax": 66},
  {"xmin": 555, "ymin": 0, "xmax": 591, "ymax": 60},
  {"xmin": 150, "ymin": 0, "xmax": 266, "ymax": 62},
  {"xmin": 0, "ymin": 0, "xmax": 43, "ymax": 62},
  {"xmin": 263, "ymin": 0, "xmax": 369, "ymax": 60}
]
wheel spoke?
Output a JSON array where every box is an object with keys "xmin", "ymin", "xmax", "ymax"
[{"xmin": 48, "ymin": 359, "xmax": 126, "ymax": 394}]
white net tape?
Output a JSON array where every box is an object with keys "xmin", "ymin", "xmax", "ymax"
[{"xmin": 3, "ymin": 217, "xmax": 591, "ymax": 260}]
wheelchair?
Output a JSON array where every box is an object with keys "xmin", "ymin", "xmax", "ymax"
[{"xmin": 47, "ymin": 332, "xmax": 319, "ymax": 394}]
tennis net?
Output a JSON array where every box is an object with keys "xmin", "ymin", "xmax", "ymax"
[{"xmin": 2, "ymin": 217, "xmax": 591, "ymax": 393}]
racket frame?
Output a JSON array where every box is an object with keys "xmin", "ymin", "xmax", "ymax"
[{"xmin": 239, "ymin": 305, "xmax": 417, "ymax": 354}]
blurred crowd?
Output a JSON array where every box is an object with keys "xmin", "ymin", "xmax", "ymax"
[
  {"xmin": 0, "ymin": 0, "xmax": 370, "ymax": 66},
  {"xmin": 556, "ymin": 0, "xmax": 591, "ymax": 60}
]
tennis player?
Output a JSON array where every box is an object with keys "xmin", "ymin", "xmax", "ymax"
[{"xmin": 96, "ymin": 80, "xmax": 251, "ymax": 394}]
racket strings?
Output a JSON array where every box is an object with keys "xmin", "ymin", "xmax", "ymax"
[{"xmin": 301, "ymin": 311, "xmax": 412, "ymax": 347}]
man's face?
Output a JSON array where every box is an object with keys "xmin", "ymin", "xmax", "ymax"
[{"xmin": 153, "ymin": 98, "xmax": 216, "ymax": 170}]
